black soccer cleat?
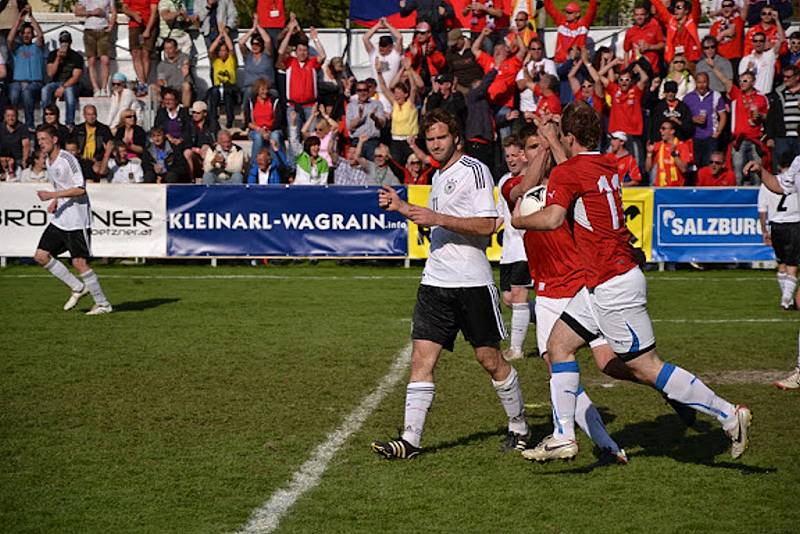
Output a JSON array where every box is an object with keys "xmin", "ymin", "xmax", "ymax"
[
  {"xmin": 663, "ymin": 393, "xmax": 697, "ymax": 428},
  {"xmin": 371, "ymin": 438, "xmax": 421, "ymax": 459},
  {"xmin": 501, "ymin": 430, "xmax": 530, "ymax": 453}
]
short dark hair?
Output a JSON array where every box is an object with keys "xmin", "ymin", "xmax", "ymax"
[
  {"xmin": 303, "ymin": 135, "xmax": 321, "ymax": 154},
  {"xmin": 517, "ymin": 124, "xmax": 540, "ymax": 144},
  {"xmin": 502, "ymin": 134, "xmax": 523, "ymax": 149},
  {"xmin": 150, "ymin": 126, "xmax": 165, "ymax": 136},
  {"xmin": 420, "ymin": 108, "xmax": 462, "ymax": 143},
  {"xmin": 779, "ymin": 151, "xmax": 796, "ymax": 169},
  {"xmin": 35, "ymin": 124, "xmax": 58, "ymax": 138},
  {"xmin": 161, "ymin": 87, "xmax": 179, "ymax": 101},
  {"xmin": 560, "ymin": 101, "xmax": 601, "ymax": 149},
  {"xmin": 702, "ymin": 35, "xmax": 718, "ymax": 47},
  {"xmin": 163, "ymin": 37, "xmax": 178, "ymax": 48},
  {"xmin": 790, "ymin": 31, "xmax": 800, "ymax": 40},
  {"xmin": 63, "ymin": 135, "xmax": 79, "ymax": 148}
]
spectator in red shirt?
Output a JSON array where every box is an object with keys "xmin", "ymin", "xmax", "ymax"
[
  {"xmin": 122, "ymin": 0, "xmax": 158, "ymax": 95},
  {"xmin": 696, "ymin": 151, "xmax": 736, "ymax": 186},
  {"xmin": 536, "ymin": 73, "xmax": 562, "ymax": 117},
  {"xmin": 256, "ymin": 0, "xmax": 286, "ymax": 54},
  {"xmin": 651, "ymin": 0, "xmax": 702, "ymax": 64},
  {"xmin": 405, "ymin": 21, "xmax": 447, "ymax": 87},
  {"xmin": 646, "ymin": 119, "xmax": 694, "ymax": 187},
  {"xmin": 472, "ymin": 27, "xmax": 525, "ymax": 136},
  {"xmin": 710, "ymin": 0, "xmax": 745, "ymax": 70},
  {"xmin": 600, "ymin": 58, "xmax": 649, "ymax": 168},
  {"xmin": 609, "ymin": 131, "xmax": 643, "ymax": 186},
  {"xmin": 624, "ymin": 4, "xmax": 665, "ymax": 77},
  {"xmin": 744, "ymin": 6, "xmax": 788, "ymax": 57},
  {"xmin": 463, "ymin": 0, "xmax": 510, "ymax": 54},
  {"xmin": 277, "ymin": 16, "xmax": 326, "ymax": 124},
  {"xmin": 543, "ymin": 0, "xmax": 597, "ymax": 64}
]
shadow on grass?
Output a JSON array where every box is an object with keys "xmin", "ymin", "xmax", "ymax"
[
  {"xmin": 427, "ymin": 419, "xmax": 554, "ymax": 455},
  {"xmin": 110, "ymin": 298, "xmax": 181, "ymax": 312}
]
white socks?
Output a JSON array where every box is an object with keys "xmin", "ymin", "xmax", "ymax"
[
  {"xmin": 575, "ymin": 388, "xmax": 621, "ymax": 453},
  {"xmin": 782, "ymin": 274, "xmax": 797, "ymax": 307},
  {"xmin": 401, "ymin": 382, "xmax": 435, "ymax": 447},
  {"xmin": 509, "ymin": 303, "xmax": 530, "ymax": 352},
  {"xmin": 80, "ymin": 269, "xmax": 109, "ymax": 306},
  {"xmin": 550, "ymin": 361, "xmax": 580, "ymax": 441},
  {"xmin": 44, "ymin": 258, "xmax": 84, "ymax": 292},
  {"xmin": 492, "ymin": 367, "xmax": 528, "ymax": 436},
  {"xmin": 656, "ymin": 362, "xmax": 737, "ymax": 431},
  {"xmin": 796, "ymin": 329, "xmax": 800, "ymax": 370}
]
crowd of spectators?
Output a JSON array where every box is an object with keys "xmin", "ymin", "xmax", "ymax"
[{"xmin": 0, "ymin": 0, "xmax": 796, "ymax": 187}]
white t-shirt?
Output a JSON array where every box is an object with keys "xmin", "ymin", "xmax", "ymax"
[
  {"xmin": 758, "ymin": 183, "xmax": 800, "ymax": 224},
  {"xmin": 19, "ymin": 168, "xmax": 47, "ymax": 182},
  {"xmin": 779, "ymin": 155, "xmax": 800, "ymax": 195},
  {"xmin": 370, "ymin": 48, "xmax": 402, "ymax": 92},
  {"xmin": 47, "ymin": 150, "xmax": 91, "ymax": 231},
  {"xmin": 739, "ymin": 49, "xmax": 776, "ymax": 96},
  {"xmin": 422, "ymin": 155, "xmax": 497, "ymax": 288},
  {"xmin": 80, "ymin": 0, "xmax": 113, "ymax": 31},
  {"xmin": 108, "ymin": 159, "xmax": 144, "ymax": 183},
  {"xmin": 497, "ymin": 172, "xmax": 527, "ymax": 264},
  {"xmin": 516, "ymin": 59, "xmax": 558, "ymax": 112}
]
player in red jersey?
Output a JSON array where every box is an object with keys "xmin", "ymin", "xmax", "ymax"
[{"xmin": 512, "ymin": 102, "xmax": 752, "ymax": 462}]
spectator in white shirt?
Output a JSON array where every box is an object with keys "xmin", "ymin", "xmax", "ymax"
[
  {"xmin": 740, "ymin": 27, "xmax": 786, "ymax": 95},
  {"xmin": 516, "ymin": 38, "xmax": 557, "ymax": 114},
  {"xmin": 95, "ymin": 141, "xmax": 145, "ymax": 183}
]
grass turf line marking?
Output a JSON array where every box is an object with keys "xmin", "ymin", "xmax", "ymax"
[
  {"xmin": 651, "ymin": 318, "xmax": 796, "ymax": 324},
  {"xmin": 236, "ymin": 342, "xmax": 413, "ymax": 534}
]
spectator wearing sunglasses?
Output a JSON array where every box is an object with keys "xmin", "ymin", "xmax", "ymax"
[
  {"xmin": 399, "ymin": 0, "xmax": 455, "ymax": 54},
  {"xmin": 739, "ymin": 25, "xmax": 786, "ymax": 95},
  {"xmin": 710, "ymin": 0, "xmax": 745, "ymax": 71},
  {"xmin": 106, "ymin": 73, "xmax": 138, "ymax": 133},
  {"xmin": 695, "ymin": 36, "xmax": 734, "ymax": 94},
  {"xmin": 651, "ymin": 0, "xmax": 702, "ymax": 63},
  {"xmin": 696, "ymin": 151, "xmax": 735, "ymax": 186},
  {"xmin": 405, "ymin": 21, "xmax": 447, "ymax": 86},
  {"xmin": 743, "ymin": 7, "xmax": 788, "ymax": 57}
]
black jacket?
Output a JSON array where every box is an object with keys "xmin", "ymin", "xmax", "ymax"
[
  {"xmin": 153, "ymin": 106, "xmax": 192, "ymax": 145},
  {"xmin": 646, "ymin": 98, "xmax": 695, "ymax": 143},
  {"xmin": 73, "ymin": 121, "xmax": 113, "ymax": 161}
]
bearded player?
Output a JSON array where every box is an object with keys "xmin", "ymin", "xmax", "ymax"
[{"xmin": 513, "ymin": 102, "xmax": 751, "ymax": 461}]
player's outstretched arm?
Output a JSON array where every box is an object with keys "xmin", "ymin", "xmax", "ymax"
[
  {"xmin": 745, "ymin": 161, "xmax": 784, "ymax": 195},
  {"xmin": 511, "ymin": 202, "xmax": 566, "ymax": 231}
]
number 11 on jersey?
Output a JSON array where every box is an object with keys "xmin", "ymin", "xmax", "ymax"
[{"xmin": 597, "ymin": 174, "xmax": 621, "ymax": 230}]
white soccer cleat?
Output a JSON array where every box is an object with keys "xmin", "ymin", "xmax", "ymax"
[
  {"xmin": 502, "ymin": 347, "xmax": 524, "ymax": 361},
  {"xmin": 774, "ymin": 369, "xmax": 800, "ymax": 390},
  {"xmin": 522, "ymin": 434, "xmax": 578, "ymax": 462},
  {"xmin": 85, "ymin": 303, "xmax": 113, "ymax": 316},
  {"xmin": 63, "ymin": 285, "xmax": 89, "ymax": 311},
  {"xmin": 726, "ymin": 405, "xmax": 752, "ymax": 460}
]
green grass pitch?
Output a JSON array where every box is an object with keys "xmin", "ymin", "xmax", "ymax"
[{"xmin": 1, "ymin": 264, "xmax": 798, "ymax": 533}]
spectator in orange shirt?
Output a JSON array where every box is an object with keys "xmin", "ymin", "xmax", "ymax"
[
  {"xmin": 651, "ymin": 0, "xmax": 702, "ymax": 64},
  {"xmin": 543, "ymin": 0, "xmax": 597, "ymax": 64},
  {"xmin": 405, "ymin": 21, "xmax": 447, "ymax": 87},
  {"xmin": 646, "ymin": 120, "xmax": 694, "ymax": 187},
  {"xmin": 624, "ymin": 4, "xmax": 665, "ymax": 77},
  {"xmin": 609, "ymin": 131, "xmax": 643, "ymax": 186},
  {"xmin": 505, "ymin": 9, "xmax": 538, "ymax": 50},
  {"xmin": 710, "ymin": 0, "xmax": 745, "ymax": 71},
  {"xmin": 696, "ymin": 151, "xmax": 736, "ymax": 186}
]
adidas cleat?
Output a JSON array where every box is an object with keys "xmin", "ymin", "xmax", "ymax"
[
  {"xmin": 371, "ymin": 438, "xmax": 421, "ymax": 459},
  {"xmin": 522, "ymin": 434, "xmax": 578, "ymax": 462},
  {"xmin": 85, "ymin": 303, "xmax": 113, "ymax": 315},
  {"xmin": 501, "ymin": 430, "xmax": 529, "ymax": 453},
  {"xmin": 63, "ymin": 285, "xmax": 89, "ymax": 311},
  {"xmin": 774, "ymin": 368, "xmax": 800, "ymax": 390},
  {"xmin": 726, "ymin": 405, "xmax": 752, "ymax": 460}
]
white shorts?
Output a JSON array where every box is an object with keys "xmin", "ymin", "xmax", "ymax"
[
  {"xmin": 562, "ymin": 267, "xmax": 655, "ymax": 360},
  {"xmin": 535, "ymin": 295, "xmax": 607, "ymax": 357}
]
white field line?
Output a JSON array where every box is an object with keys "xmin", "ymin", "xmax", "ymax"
[
  {"xmin": 651, "ymin": 318, "xmax": 797, "ymax": 324},
  {"xmin": 236, "ymin": 342, "xmax": 413, "ymax": 534}
]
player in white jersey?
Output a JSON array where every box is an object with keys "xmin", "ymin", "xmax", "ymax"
[
  {"xmin": 748, "ymin": 154, "xmax": 800, "ymax": 389},
  {"xmin": 497, "ymin": 135, "xmax": 533, "ymax": 361},
  {"xmin": 32, "ymin": 124, "xmax": 112, "ymax": 315},
  {"xmin": 371, "ymin": 109, "xmax": 530, "ymax": 459}
]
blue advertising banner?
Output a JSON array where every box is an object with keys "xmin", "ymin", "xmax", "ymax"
[
  {"xmin": 166, "ymin": 186, "xmax": 408, "ymax": 257},
  {"xmin": 652, "ymin": 188, "xmax": 774, "ymax": 262}
]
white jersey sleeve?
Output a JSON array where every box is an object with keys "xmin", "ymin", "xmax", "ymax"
[
  {"xmin": 779, "ymin": 155, "xmax": 800, "ymax": 196},
  {"xmin": 497, "ymin": 173, "xmax": 528, "ymax": 264}
]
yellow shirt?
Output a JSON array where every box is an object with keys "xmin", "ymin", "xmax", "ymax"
[
  {"xmin": 212, "ymin": 55, "xmax": 237, "ymax": 86},
  {"xmin": 391, "ymin": 100, "xmax": 418, "ymax": 139},
  {"xmin": 83, "ymin": 125, "xmax": 96, "ymax": 160}
]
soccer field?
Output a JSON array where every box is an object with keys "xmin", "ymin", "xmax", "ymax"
[{"xmin": 1, "ymin": 264, "xmax": 798, "ymax": 533}]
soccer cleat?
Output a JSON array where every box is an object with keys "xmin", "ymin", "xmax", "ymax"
[
  {"xmin": 63, "ymin": 285, "xmax": 89, "ymax": 311},
  {"xmin": 85, "ymin": 303, "xmax": 113, "ymax": 315},
  {"xmin": 371, "ymin": 438, "xmax": 421, "ymax": 459},
  {"xmin": 726, "ymin": 405, "xmax": 752, "ymax": 460},
  {"xmin": 502, "ymin": 347, "xmax": 524, "ymax": 361},
  {"xmin": 599, "ymin": 447, "xmax": 629, "ymax": 465},
  {"xmin": 521, "ymin": 434, "xmax": 578, "ymax": 462},
  {"xmin": 663, "ymin": 393, "xmax": 696, "ymax": 428},
  {"xmin": 500, "ymin": 430, "xmax": 529, "ymax": 453},
  {"xmin": 774, "ymin": 369, "xmax": 800, "ymax": 390}
]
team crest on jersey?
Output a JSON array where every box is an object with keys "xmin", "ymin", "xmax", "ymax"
[{"xmin": 444, "ymin": 179, "xmax": 457, "ymax": 195}]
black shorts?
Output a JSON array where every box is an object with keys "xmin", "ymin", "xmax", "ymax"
[
  {"xmin": 499, "ymin": 261, "xmax": 532, "ymax": 292},
  {"xmin": 37, "ymin": 224, "xmax": 92, "ymax": 259},
  {"xmin": 771, "ymin": 222, "xmax": 800, "ymax": 266},
  {"xmin": 412, "ymin": 284, "xmax": 506, "ymax": 351}
]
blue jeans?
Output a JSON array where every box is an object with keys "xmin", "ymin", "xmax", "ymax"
[
  {"xmin": 203, "ymin": 171, "xmax": 243, "ymax": 184},
  {"xmin": 9, "ymin": 81, "xmax": 42, "ymax": 130},
  {"xmin": 249, "ymin": 128, "xmax": 283, "ymax": 165},
  {"xmin": 731, "ymin": 139, "xmax": 761, "ymax": 185},
  {"xmin": 42, "ymin": 82, "xmax": 80, "ymax": 126}
]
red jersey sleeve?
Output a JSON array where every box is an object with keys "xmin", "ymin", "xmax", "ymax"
[
  {"xmin": 546, "ymin": 164, "xmax": 578, "ymax": 210},
  {"xmin": 500, "ymin": 175, "xmax": 522, "ymax": 205},
  {"xmin": 309, "ymin": 56, "xmax": 321, "ymax": 70},
  {"xmin": 476, "ymin": 52, "xmax": 494, "ymax": 73},
  {"xmin": 544, "ymin": 0, "xmax": 566, "ymax": 25},
  {"xmin": 581, "ymin": 0, "xmax": 598, "ymax": 26},
  {"xmin": 678, "ymin": 141, "xmax": 694, "ymax": 166}
]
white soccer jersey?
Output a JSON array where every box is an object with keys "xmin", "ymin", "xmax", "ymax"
[
  {"xmin": 497, "ymin": 172, "xmax": 527, "ymax": 264},
  {"xmin": 779, "ymin": 155, "xmax": 800, "ymax": 196},
  {"xmin": 758, "ymin": 184, "xmax": 800, "ymax": 224},
  {"xmin": 47, "ymin": 149, "xmax": 90, "ymax": 231},
  {"xmin": 421, "ymin": 155, "xmax": 497, "ymax": 288},
  {"xmin": 108, "ymin": 160, "xmax": 145, "ymax": 184}
]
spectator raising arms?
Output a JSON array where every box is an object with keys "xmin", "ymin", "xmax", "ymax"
[
  {"xmin": 651, "ymin": 0, "xmax": 702, "ymax": 64},
  {"xmin": 543, "ymin": 0, "xmax": 597, "ymax": 64},
  {"xmin": 207, "ymin": 27, "xmax": 239, "ymax": 130},
  {"xmin": 364, "ymin": 17, "xmax": 404, "ymax": 93},
  {"xmin": 277, "ymin": 14, "xmax": 326, "ymax": 124},
  {"xmin": 376, "ymin": 56, "xmax": 421, "ymax": 166},
  {"xmin": 8, "ymin": 7, "xmax": 44, "ymax": 131},
  {"xmin": 238, "ymin": 14, "xmax": 274, "ymax": 128}
]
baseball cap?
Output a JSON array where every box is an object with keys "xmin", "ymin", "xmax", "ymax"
[
  {"xmin": 416, "ymin": 21, "xmax": 432, "ymax": 33},
  {"xmin": 610, "ymin": 131, "xmax": 627, "ymax": 142},
  {"xmin": 437, "ymin": 72, "xmax": 453, "ymax": 83},
  {"xmin": 378, "ymin": 36, "xmax": 394, "ymax": 48},
  {"xmin": 663, "ymin": 80, "xmax": 679, "ymax": 93},
  {"xmin": 448, "ymin": 29, "xmax": 463, "ymax": 47},
  {"xmin": 59, "ymin": 30, "xmax": 72, "ymax": 43},
  {"xmin": 111, "ymin": 72, "xmax": 127, "ymax": 83},
  {"xmin": 191, "ymin": 101, "xmax": 208, "ymax": 113},
  {"xmin": 565, "ymin": 2, "xmax": 581, "ymax": 13}
]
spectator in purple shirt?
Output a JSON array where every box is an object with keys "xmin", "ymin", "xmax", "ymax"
[{"xmin": 683, "ymin": 72, "xmax": 728, "ymax": 168}]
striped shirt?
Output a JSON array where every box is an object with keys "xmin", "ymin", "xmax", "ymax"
[{"xmin": 782, "ymin": 89, "xmax": 800, "ymax": 138}]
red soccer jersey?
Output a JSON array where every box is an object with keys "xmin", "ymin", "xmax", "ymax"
[
  {"xmin": 468, "ymin": 0, "xmax": 510, "ymax": 33},
  {"xmin": 476, "ymin": 52, "xmax": 522, "ymax": 109},
  {"xmin": 652, "ymin": 139, "xmax": 693, "ymax": 187},
  {"xmin": 710, "ymin": 15, "xmax": 745, "ymax": 60},
  {"xmin": 284, "ymin": 56, "xmax": 321, "ymax": 105},
  {"xmin": 544, "ymin": 0, "xmax": 597, "ymax": 63},
  {"xmin": 729, "ymin": 85, "xmax": 768, "ymax": 141},
  {"xmin": 624, "ymin": 18, "xmax": 664, "ymax": 74},
  {"xmin": 616, "ymin": 153, "xmax": 642, "ymax": 186},
  {"xmin": 536, "ymin": 92, "xmax": 562, "ymax": 117},
  {"xmin": 607, "ymin": 82, "xmax": 644, "ymax": 136},
  {"xmin": 500, "ymin": 177, "xmax": 585, "ymax": 298},
  {"xmin": 696, "ymin": 165, "xmax": 736, "ymax": 186},
  {"xmin": 257, "ymin": 0, "xmax": 286, "ymax": 29},
  {"xmin": 545, "ymin": 153, "xmax": 638, "ymax": 288},
  {"xmin": 573, "ymin": 88, "xmax": 604, "ymax": 115}
]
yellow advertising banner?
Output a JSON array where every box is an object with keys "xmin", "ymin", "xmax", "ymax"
[
  {"xmin": 407, "ymin": 185, "xmax": 653, "ymax": 262},
  {"xmin": 407, "ymin": 185, "xmax": 503, "ymax": 261},
  {"xmin": 621, "ymin": 187, "xmax": 654, "ymax": 261}
]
